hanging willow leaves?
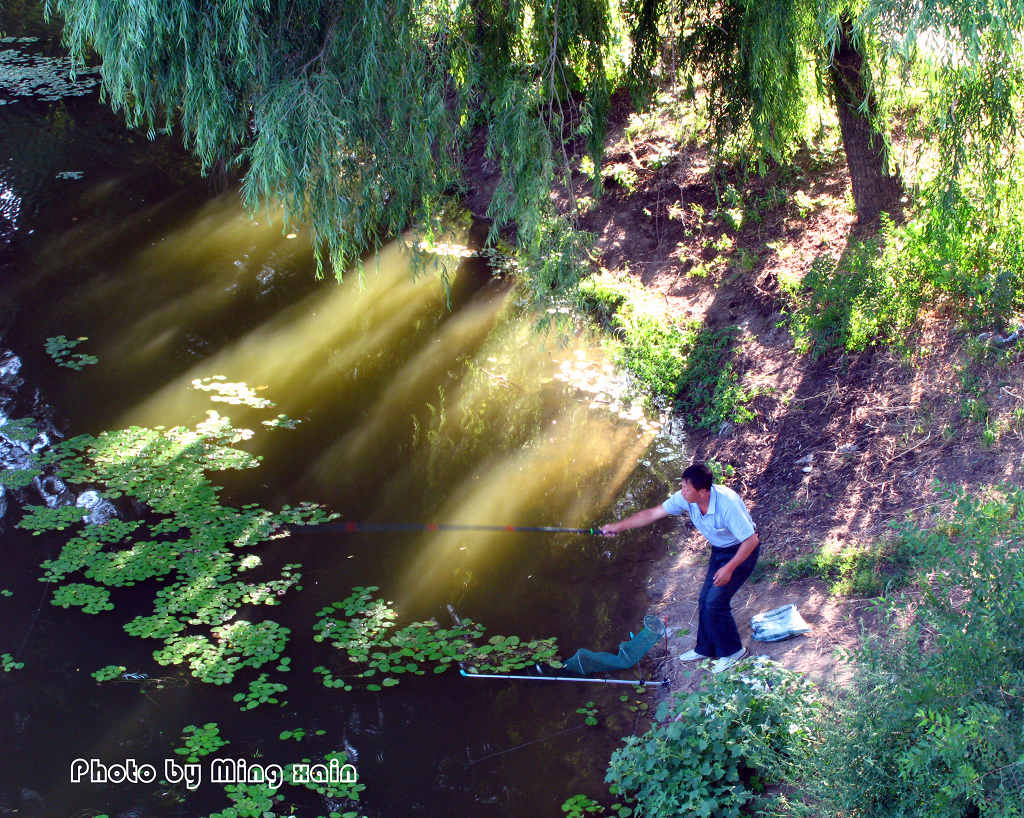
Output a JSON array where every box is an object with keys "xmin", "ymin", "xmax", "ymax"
[{"xmin": 45, "ymin": 0, "xmax": 617, "ymax": 286}]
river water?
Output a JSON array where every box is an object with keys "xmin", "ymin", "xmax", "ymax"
[{"xmin": 0, "ymin": 9, "xmax": 689, "ymax": 817}]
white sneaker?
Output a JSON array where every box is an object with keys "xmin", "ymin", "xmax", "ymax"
[
  {"xmin": 678, "ymin": 649, "xmax": 708, "ymax": 662},
  {"xmin": 710, "ymin": 647, "xmax": 746, "ymax": 673}
]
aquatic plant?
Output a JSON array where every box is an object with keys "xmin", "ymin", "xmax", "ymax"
[
  {"xmin": 261, "ymin": 413, "xmax": 301, "ymax": 429},
  {"xmin": 233, "ymin": 673, "xmax": 288, "ymax": 711},
  {"xmin": 1, "ymin": 652, "xmax": 24, "ymax": 671},
  {"xmin": 153, "ymin": 620, "xmax": 290, "ymax": 685},
  {"xmin": 283, "ymin": 751, "xmax": 364, "ymax": 802},
  {"xmin": 17, "ymin": 383, "xmax": 558, "ymax": 706},
  {"xmin": 203, "ymin": 749, "xmax": 365, "ymax": 818},
  {"xmin": 44, "ymin": 335, "xmax": 98, "ymax": 370},
  {"xmin": 175, "ymin": 722, "xmax": 229, "ymax": 763},
  {"xmin": 191, "ymin": 376, "xmax": 273, "ymax": 408},
  {"xmin": 19, "ymin": 407, "xmax": 333, "ymax": 688},
  {"xmin": 51, "ymin": 582, "xmax": 114, "ymax": 613},
  {"xmin": 91, "ymin": 664, "xmax": 126, "ymax": 682},
  {"xmin": 313, "ymin": 585, "xmax": 561, "ymax": 689},
  {"xmin": 207, "ymin": 781, "xmax": 279, "ymax": 818},
  {"xmin": 1, "ymin": 416, "xmax": 40, "ymax": 443},
  {"xmin": 0, "ymin": 40, "xmax": 100, "ymax": 104}
]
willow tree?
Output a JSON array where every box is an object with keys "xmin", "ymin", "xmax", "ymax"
[
  {"xmin": 628, "ymin": 0, "xmax": 1024, "ymax": 224},
  {"xmin": 44, "ymin": 0, "xmax": 1024, "ymax": 276},
  {"xmin": 45, "ymin": 0, "xmax": 614, "ymax": 283}
]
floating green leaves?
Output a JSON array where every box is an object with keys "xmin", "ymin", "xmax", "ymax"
[
  {"xmin": 204, "ymin": 750, "xmax": 364, "ymax": 818},
  {"xmin": 44, "ymin": 335, "xmax": 98, "ymax": 370},
  {"xmin": 208, "ymin": 781, "xmax": 280, "ymax": 818},
  {"xmin": 0, "ymin": 42, "xmax": 100, "ymax": 103},
  {"xmin": 577, "ymin": 701, "xmax": 599, "ymax": 727},
  {"xmin": 0, "ymin": 467, "xmax": 41, "ymax": 489},
  {"xmin": 1, "ymin": 652, "xmax": 24, "ymax": 672},
  {"xmin": 261, "ymin": 414, "xmax": 301, "ymax": 429},
  {"xmin": 313, "ymin": 586, "xmax": 561, "ymax": 689},
  {"xmin": 233, "ymin": 673, "xmax": 288, "ymax": 711},
  {"xmin": 51, "ymin": 582, "xmax": 114, "ymax": 613},
  {"xmin": 175, "ymin": 722, "xmax": 229, "ymax": 763},
  {"xmin": 1, "ymin": 416, "xmax": 38, "ymax": 443},
  {"xmin": 20, "ymin": 410, "xmax": 336, "ymax": 690},
  {"xmin": 154, "ymin": 620, "xmax": 290, "ymax": 685},
  {"xmin": 91, "ymin": 664, "xmax": 126, "ymax": 682}
]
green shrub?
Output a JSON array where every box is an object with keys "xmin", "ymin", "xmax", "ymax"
[
  {"xmin": 911, "ymin": 186, "xmax": 1024, "ymax": 329},
  {"xmin": 605, "ymin": 658, "xmax": 817, "ymax": 818},
  {"xmin": 780, "ymin": 484, "xmax": 1024, "ymax": 817},
  {"xmin": 782, "ymin": 181, "xmax": 1024, "ymax": 358}
]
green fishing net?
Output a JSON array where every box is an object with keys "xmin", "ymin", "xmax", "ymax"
[{"xmin": 563, "ymin": 615, "xmax": 666, "ymax": 675}]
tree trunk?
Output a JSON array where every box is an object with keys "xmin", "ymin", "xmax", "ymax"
[{"xmin": 828, "ymin": 15, "xmax": 902, "ymax": 224}]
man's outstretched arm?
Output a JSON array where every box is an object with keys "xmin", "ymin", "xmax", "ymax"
[{"xmin": 600, "ymin": 505, "xmax": 669, "ymax": 536}]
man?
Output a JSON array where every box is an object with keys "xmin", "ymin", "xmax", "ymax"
[{"xmin": 600, "ymin": 462, "xmax": 759, "ymax": 673}]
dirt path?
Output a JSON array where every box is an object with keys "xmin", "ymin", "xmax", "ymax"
[{"xmin": 639, "ymin": 539, "xmax": 873, "ymax": 693}]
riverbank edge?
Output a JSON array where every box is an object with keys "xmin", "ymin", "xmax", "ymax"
[{"xmin": 467, "ymin": 88, "xmax": 1024, "ymax": 811}]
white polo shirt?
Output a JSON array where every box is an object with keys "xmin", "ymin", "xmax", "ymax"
[{"xmin": 662, "ymin": 484, "xmax": 756, "ymax": 548}]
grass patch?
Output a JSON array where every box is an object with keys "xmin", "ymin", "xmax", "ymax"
[
  {"xmin": 752, "ymin": 526, "xmax": 936, "ymax": 597},
  {"xmin": 771, "ymin": 483, "xmax": 1024, "ymax": 817},
  {"xmin": 779, "ymin": 218, "xmax": 926, "ymax": 358},
  {"xmin": 577, "ymin": 271, "xmax": 756, "ymax": 430}
]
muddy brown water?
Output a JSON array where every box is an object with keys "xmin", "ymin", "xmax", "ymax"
[{"xmin": 0, "ymin": 12, "xmax": 690, "ymax": 818}]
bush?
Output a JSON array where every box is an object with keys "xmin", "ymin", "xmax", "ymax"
[
  {"xmin": 782, "ymin": 182, "xmax": 1024, "ymax": 358},
  {"xmin": 605, "ymin": 658, "xmax": 817, "ymax": 818},
  {"xmin": 778, "ymin": 484, "xmax": 1024, "ymax": 817}
]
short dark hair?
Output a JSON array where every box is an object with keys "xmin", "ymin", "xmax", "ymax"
[{"xmin": 682, "ymin": 462, "xmax": 714, "ymax": 491}]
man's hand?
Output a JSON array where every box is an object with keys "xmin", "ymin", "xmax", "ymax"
[
  {"xmin": 713, "ymin": 564, "xmax": 735, "ymax": 586},
  {"xmin": 598, "ymin": 505, "xmax": 669, "ymax": 538}
]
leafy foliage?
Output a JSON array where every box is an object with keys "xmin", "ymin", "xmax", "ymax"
[
  {"xmin": 16, "ymin": 380, "xmax": 560, "ymax": 703},
  {"xmin": 577, "ymin": 700, "xmax": 600, "ymax": 727},
  {"xmin": 0, "ymin": 467, "xmax": 39, "ymax": 489},
  {"xmin": 233, "ymin": 673, "xmax": 288, "ymax": 711},
  {"xmin": 51, "ymin": 582, "xmax": 113, "ymax": 613},
  {"xmin": 175, "ymin": 722, "xmax": 229, "ymax": 763},
  {"xmin": 202, "ymin": 748, "xmax": 364, "ymax": 817},
  {"xmin": 776, "ymin": 484, "xmax": 1024, "ymax": 817},
  {"xmin": 577, "ymin": 272, "xmax": 756, "ymax": 429},
  {"xmin": 47, "ymin": 0, "xmax": 618, "ymax": 286},
  {"xmin": 1, "ymin": 416, "xmax": 39, "ymax": 443},
  {"xmin": 18, "ymin": 406, "xmax": 333, "ymax": 687},
  {"xmin": 44, "ymin": 335, "xmax": 98, "ymax": 370},
  {"xmin": 154, "ymin": 620, "xmax": 290, "ymax": 686},
  {"xmin": 782, "ymin": 186, "xmax": 1024, "ymax": 356},
  {"xmin": 779, "ymin": 220, "xmax": 925, "ymax": 357},
  {"xmin": 1, "ymin": 652, "xmax": 25, "ymax": 672},
  {"xmin": 605, "ymin": 657, "xmax": 817, "ymax": 818},
  {"xmin": 91, "ymin": 664, "xmax": 126, "ymax": 682}
]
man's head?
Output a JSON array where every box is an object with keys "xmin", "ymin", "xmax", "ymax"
[{"xmin": 680, "ymin": 462, "xmax": 714, "ymax": 503}]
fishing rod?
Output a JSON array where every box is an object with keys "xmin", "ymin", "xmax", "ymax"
[
  {"xmin": 459, "ymin": 668, "xmax": 669, "ymax": 687},
  {"xmin": 291, "ymin": 521, "xmax": 603, "ymax": 535}
]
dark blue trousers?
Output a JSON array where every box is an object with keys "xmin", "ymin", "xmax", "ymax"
[{"xmin": 694, "ymin": 543, "xmax": 760, "ymax": 658}]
